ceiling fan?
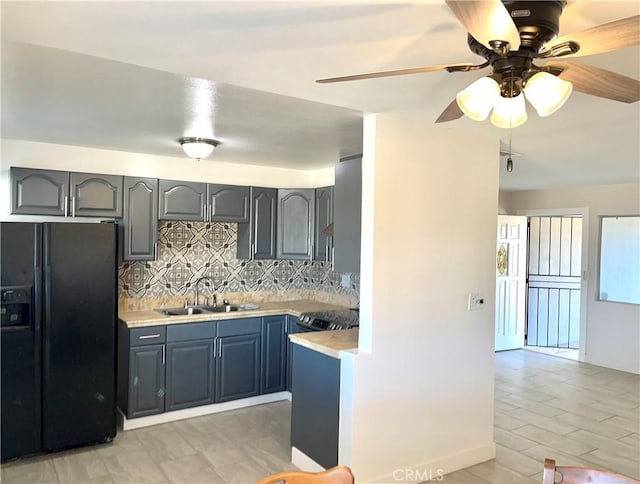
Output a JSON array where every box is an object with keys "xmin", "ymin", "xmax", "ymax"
[{"xmin": 316, "ymin": 0, "xmax": 640, "ymax": 128}]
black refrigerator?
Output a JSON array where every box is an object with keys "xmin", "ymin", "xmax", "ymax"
[{"xmin": 1, "ymin": 222, "xmax": 117, "ymax": 462}]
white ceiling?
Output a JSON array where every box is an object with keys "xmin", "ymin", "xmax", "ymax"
[{"xmin": 2, "ymin": 1, "xmax": 639, "ymax": 190}]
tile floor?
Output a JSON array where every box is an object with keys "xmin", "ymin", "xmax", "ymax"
[{"xmin": 1, "ymin": 349, "xmax": 638, "ymax": 483}]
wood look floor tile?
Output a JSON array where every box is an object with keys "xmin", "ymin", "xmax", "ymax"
[
  {"xmin": 51, "ymin": 448, "xmax": 111, "ymax": 483},
  {"xmin": 159, "ymin": 452, "xmax": 224, "ymax": 483},
  {"xmin": 101, "ymin": 449, "xmax": 169, "ymax": 483},
  {"xmin": 0, "ymin": 457, "xmax": 59, "ymax": 484}
]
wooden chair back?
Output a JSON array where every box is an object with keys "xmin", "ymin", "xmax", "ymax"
[
  {"xmin": 256, "ymin": 465, "xmax": 355, "ymax": 484},
  {"xmin": 543, "ymin": 458, "xmax": 638, "ymax": 484}
]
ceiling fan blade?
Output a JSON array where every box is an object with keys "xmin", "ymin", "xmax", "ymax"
[
  {"xmin": 547, "ymin": 61, "xmax": 640, "ymax": 103},
  {"xmin": 435, "ymin": 98, "xmax": 464, "ymax": 123},
  {"xmin": 542, "ymin": 15, "xmax": 640, "ymax": 58},
  {"xmin": 445, "ymin": 0, "xmax": 521, "ymax": 50},
  {"xmin": 316, "ymin": 63, "xmax": 475, "ymax": 83}
]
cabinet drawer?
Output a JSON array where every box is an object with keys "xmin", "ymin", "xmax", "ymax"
[
  {"xmin": 217, "ymin": 318, "xmax": 261, "ymax": 337},
  {"xmin": 167, "ymin": 322, "xmax": 216, "ymax": 342},
  {"xmin": 130, "ymin": 326, "xmax": 166, "ymax": 346}
]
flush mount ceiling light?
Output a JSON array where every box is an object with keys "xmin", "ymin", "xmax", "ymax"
[{"xmin": 179, "ymin": 137, "xmax": 220, "ymax": 161}]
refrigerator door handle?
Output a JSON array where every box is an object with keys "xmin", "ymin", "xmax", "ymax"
[{"xmin": 33, "ymin": 224, "xmax": 43, "ymax": 334}]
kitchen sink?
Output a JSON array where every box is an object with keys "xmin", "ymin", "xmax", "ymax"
[
  {"xmin": 158, "ymin": 307, "xmax": 207, "ymax": 316},
  {"xmin": 199, "ymin": 305, "xmax": 239, "ymax": 313},
  {"xmin": 156, "ymin": 305, "xmax": 240, "ymax": 316}
]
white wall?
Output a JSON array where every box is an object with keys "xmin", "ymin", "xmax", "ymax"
[
  {"xmin": 0, "ymin": 139, "xmax": 334, "ymax": 219},
  {"xmin": 344, "ymin": 114, "xmax": 498, "ymax": 482},
  {"xmin": 508, "ymin": 183, "xmax": 640, "ymax": 374}
]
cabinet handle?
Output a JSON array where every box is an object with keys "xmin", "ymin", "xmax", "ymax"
[
  {"xmin": 331, "ymin": 247, "xmax": 335, "ymax": 271},
  {"xmin": 162, "ymin": 345, "xmax": 165, "ymax": 365},
  {"xmin": 251, "ymin": 243, "xmax": 255, "ymax": 261},
  {"xmin": 309, "ymin": 243, "xmax": 314, "ymax": 261},
  {"xmin": 326, "ymin": 239, "xmax": 329, "ymax": 262},
  {"xmin": 139, "ymin": 334, "xmax": 161, "ymax": 340},
  {"xmin": 71, "ymin": 196, "xmax": 76, "ymax": 217},
  {"xmin": 154, "ymin": 242, "xmax": 158, "ymax": 258},
  {"xmin": 218, "ymin": 339, "xmax": 222, "ymax": 358},
  {"xmin": 64, "ymin": 195, "xmax": 69, "ymax": 217},
  {"xmin": 203, "ymin": 203, "xmax": 207, "ymax": 222},
  {"xmin": 209, "ymin": 203, "xmax": 213, "ymax": 222}
]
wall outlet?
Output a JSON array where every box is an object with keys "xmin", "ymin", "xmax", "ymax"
[
  {"xmin": 341, "ymin": 274, "xmax": 351, "ymax": 288},
  {"xmin": 467, "ymin": 293, "xmax": 485, "ymax": 311}
]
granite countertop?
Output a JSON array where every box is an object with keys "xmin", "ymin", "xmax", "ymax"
[
  {"xmin": 289, "ymin": 328, "xmax": 359, "ymax": 359},
  {"xmin": 119, "ymin": 299, "xmax": 350, "ymax": 328}
]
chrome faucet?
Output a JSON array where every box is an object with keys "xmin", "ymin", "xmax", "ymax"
[{"xmin": 194, "ymin": 276, "xmax": 215, "ymax": 306}]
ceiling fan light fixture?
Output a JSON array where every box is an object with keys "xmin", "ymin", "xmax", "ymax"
[
  {"xmin": 524, "ymin": 72, "xmax": 573, "ymax": 117},
  {"xmin": 179, "ymin": 137, "xmax": 219, "ymax": 160},
  {"xmin": 490, "ymin": 93, "xmax": 528, "ymax": 129},
  {"xmin": 456, "ymin": 77, "xmax": 500, "ymax": 121}
]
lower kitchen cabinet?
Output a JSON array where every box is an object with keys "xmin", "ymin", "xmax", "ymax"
[
  {"xmin": 128, "ymin": 344, "xmax": 165, "ymax": 418},
  {"xmin": 285, "ymin": 315, "xmax": 299, "ymax": 392},
  {"xmin": 217, "ymin": 333, "xmax": 261, "ymax": 402},
  {"xmin": 165, "ymin": 340, "xmax": 215, "ymax": 411},
  {"xmin": 118, "ymin": 315, "xmax": 294, "ymax": 420},
  {"xmin": 261, "ymin": 316, "xmax": 286, "ymax": 394}
]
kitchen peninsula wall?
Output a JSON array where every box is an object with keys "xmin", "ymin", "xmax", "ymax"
[{"xmin": 119, "ymin": 221, "xmax": 359, "ymax": 308}]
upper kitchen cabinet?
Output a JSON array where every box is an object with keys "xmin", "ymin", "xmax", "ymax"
[
  {"xmin": 158, "ymin": 180, "xmax": 207, "ymax": 221},
  {"xmin": 237, "ymin": 187, "xmax": 277, "ymax": 260},
  {"xmin": 11, "ymin": 168, "xmax": 69, "ymax": 216},
  {"xmin": 70, "ymin": 173, "xmax": 123, "ymax": 217},
  {"xmin": 333, "ymin": 156, "xmax": 362, "ymax": 273},
  {"xmin": 314, "ymin": 186, "xmax": 334, "ymax": 262},
  {"xmin": 277, "ymin": 189, "xmax": 315, "ymax": 260},
  {"xmin": 159, "ymin": 181, "xmax": 250, "ymax": 223},
  {"xmin": 207, "ymin": 184, "xmax": 250, "ymax": 223},
  {"xmin": 11, "ymin": 168, "xmax": 123, "ymax": 218},
  {"xmin": 122, "ymin": 177, "xmax": 158, "ymax": 261}
]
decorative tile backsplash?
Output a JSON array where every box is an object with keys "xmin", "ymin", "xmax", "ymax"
[{"xmin": 119, "ymin": 221, "xmax": 359, "ymax": 301}]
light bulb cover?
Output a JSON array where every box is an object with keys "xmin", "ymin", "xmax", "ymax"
[
  {"xmin": 490, "ymin": 93, "xmax": 528, "ymax": 129},
  {"xmin": 179, "ymin": 137, "xmax": 219, "ymax": 160},
  {"xmin": 524, "ymin": 72, "xmax": 572, "ymax": 117},
  {"xmin": 456, "ymin": 77, "xmax": 501, "ymax": 121}
]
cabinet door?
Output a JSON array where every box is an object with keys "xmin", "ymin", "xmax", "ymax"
[
  {"xmin": 158, "ymin": 180, "xmax": 206, "ymax": 220},
  {"xmin": 261, "ymin": 316, "xmax": 286, "ymax": 394},
  {"xmin": 277, "ymin": 189, "xmax": 315, "ymax": 260},
  {"xmin": 290, "ymin": 344, "xmax": 340, "ymax": 469},
  {"xmin": 10, "ymin": 167, "xmax": 69, "ymax": 216},
  {"xmin": 237, "ymin": 187, "xmax": 277, "ymax": 260},
  {"xmin": 208, "ymin": 184, "xmax": 250, "ymax": 223},
  {"xmin": 70, "ymin": 173, "xmax": 123, "ymax": 217},
  {"xmin": 285, "ymin": 315, "xmax": 299, "ymax": 392},
  {"xmin": 334, "ymin": 157, "xmax": 362, "ymax": 273},
  {"xmin": 165, "ymin": 340, "xmax": 215, "ymax": 411},
  {"xmin": 314, "ymin": 186, "xmax": 334, "ymax": 262},
  {"xmin": 122, "ymin": 177, "xmax": 158, "ymax": 261},
  {"xmin": 128, "ymin": 345, "xmax": 165, "ymax": 418},
  {"xmin": 216, "ymin": 334, "xmax": 260, "ymax": 402}
]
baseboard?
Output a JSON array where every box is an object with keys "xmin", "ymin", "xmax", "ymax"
[
  {"xmin": 368, "ymin": 442, "xmax": 496, "ymax": 483},
  {"xmin": 291, "ymin": 446, "xmax": 325, "ymax": 472},
  {"xmin": 119, "ymin": 391, "xmax": 291, "ymax": 430}
]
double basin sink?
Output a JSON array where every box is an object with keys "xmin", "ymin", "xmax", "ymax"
[{"xmin": 157, "ymin": 305, "xmax": 241, "ymax": 317}]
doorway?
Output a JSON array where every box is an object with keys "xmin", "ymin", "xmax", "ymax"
[{"xmin": 525, "ymin": 215, "xmax": 582, "ymax": 358}]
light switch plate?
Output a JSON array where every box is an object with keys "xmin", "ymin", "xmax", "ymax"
[{"xmin": 468, "ymin": 293, "xmax": 485, "ymax": 311}]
